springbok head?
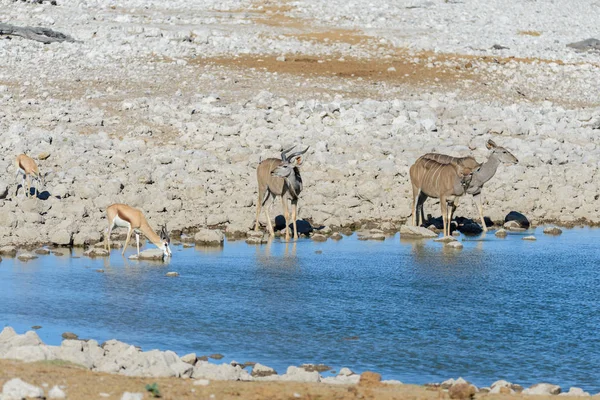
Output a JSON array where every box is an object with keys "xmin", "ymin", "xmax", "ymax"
[
  {"xmin": 271, "ymin": 145, "xmax": 310, "ymax": 179},
  {"xmin": 487, "ymin": 139, "xmax": 518, "ymax": 165},
  {"xmin": 160, "ymin": 224, "xmax": 172, "ymax": 257}
]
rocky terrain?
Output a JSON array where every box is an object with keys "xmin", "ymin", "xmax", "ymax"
[
  {"xmin": 0, "ymin": 326, "xmax": 594, "ymax": 399},
  {"xmin": 0, "ymin": 0, "xmax": 599, "ymax": 247}
]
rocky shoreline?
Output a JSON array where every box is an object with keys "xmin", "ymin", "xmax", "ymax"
[
  {"xmin": 0, "ymin": 326, "xmax": 594, "ymax": 399},
  {"xmin": 0, "ymin": 0, "xmax": 599, "ymax": 249}
]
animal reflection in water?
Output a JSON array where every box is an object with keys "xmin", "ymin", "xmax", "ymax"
[{"xmin": 255, "ymin": 239, "xmax": 298, "ymax": 268}]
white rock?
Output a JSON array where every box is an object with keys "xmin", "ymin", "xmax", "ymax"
[
  {"xmin": 523, "ymin": 235, "xmax": 536, "ymax": 241},
  {"xmin": 1, "ymin": 378, "xmax": 44, "ymax": 400},
  {"xmin": 251, "ymin": 362, "xmax": 277, "ymax": 377},
  {"xmin": 445, "ymin": 241, "xmax": 463, "ymax": 249},
  {"xmin": 399, "ymin": 225, "xmax": 438, "ymax": 238},
  {"xmin": 48, "ymin": 385, "xmax": 66, "ymax": 399},
  {"xmin": 523, "ymin": 383, "xmax": 561, "ymax": 395},
  {"xmin": 121, "ymin": 393, "xmax": 144, "ymax": 400},
  {"xmin": 194, "ymin": 229, "xmax": 225, "ymax": 246},
  {"xmin": 193, "ymin": 379, "xmax": 210, "ymax": 386},
  {"xmin": 280, "ymin": 366, "xmax": 321, "ymax": 382},
  {"xmin": 559, "ymin": 387, "xmax": 590, "ymax": 396}
]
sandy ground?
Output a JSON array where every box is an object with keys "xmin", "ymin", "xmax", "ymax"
[{"xmin": 0, "ymin": 359, "xmax": 549, "ymax": 400}]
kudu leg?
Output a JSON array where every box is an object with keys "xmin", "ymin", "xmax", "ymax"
[
  {"xmin": 281, "ymin": 196, "xmax": 290, "ymax": 240},
  {"xmin": 264, "ymin": 197, "xmax": 275, "ymax": 237},
  {"xmin": 473, "ymin": 193, "xmax": 487, "ymax": 232},
  {"xmin": 291, "ymin": 200, "xmax": 298, "ymax": 239},
  {"xmin": 440, "ymin": 197, "xmax": 449, "ymax": 237},
  {"xmin": 411, "ymin": 185, "xmax": 420, "ymax": 226}
]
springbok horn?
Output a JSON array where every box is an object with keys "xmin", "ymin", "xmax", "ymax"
[
  {"xmin": 280, "ymin": 145, "xmax": 296, "ymax": 161},
  {"xmin": 286, "ymin": 146, "xmax": 310, "ymax": 161}
]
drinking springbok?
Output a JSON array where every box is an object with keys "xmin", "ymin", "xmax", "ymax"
[
  {"xmin": 421, "ymin": 139, "xmax": 518, "ymax": 232},
  {"xmin": 15, "ymin": 154, "xmax": 46, "ymax": 198},
  {"xmin": 105, "ymin": 203, "xmax": 171, "ymax": 258},
  {"xmin": 254, "ymin": 145, "xmax": 309, "ymax": 241},
  {"xmin": 409, "ymin": 157, "xmax": 476, "ymax": 237}
]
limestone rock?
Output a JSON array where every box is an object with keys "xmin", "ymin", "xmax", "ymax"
[
  {"xmin": 559, "ymin": 387, "xmax": 590, "ymax": 396},
  {"xmin": 311, "ymin": 233, "xmax": 327, "ymax": 242},
  {"xmin": 130, "ymin": 249, "xmax": 165, "ymax": 260},
  {"xmin": 48, "ymin": 385, "xmax": 66, "ymax": 399},
  {"xmin": 165, "ymin": 272, "xmax": 179, "ymax": 277},
  {"xmin": 0, "ymin": 246, "xmax": 17, "ymax": 257},
  {"xmin": 1, "ymin": 378, "xmax": 45, "ymax": 400},
  {"xmin": 17, "ymin": 252, "xmax": 38, "ymax": 261},
  {"xmin": 331, "ymin": 232, "xmax": 343, "ymax": 240},
  {"xmin": 181, "ymin": 353, "xmax": 197, "ymax": 365},
  {"xmin": 121, "ymin": 393, "xmax": 144, "ymax": 400},
  {"xmin": 445, "ymin": 241, "xmax": 464, "ymax": 249},
  {"xmin": 194, "ymin": 229, "xmax": 225, "ymax": 246},
  {"xmin": 84, "ymin": 248, "xmax": 109, "ymax": 257},
  {"xmin": 523, "ymin": 235, "xmax": 536, "ymax": 241},
  {"xmin": 251, "ymin": 362, "xmax": 277, "ymax": 377},
  {"xmin": 400, "ymin": 225, "xmax": 438, "ymax": 238},
  {"xmin": 543, "ymin": 226, "xmax": 563, "ymax": 235},
  {"xmin": 495, "ymin": 228, "xmax": 507, "ymax": 237},
  {"xmin": 523, "ymin": 383, "xmax": 561, "ymax": 395},
  {"xmin": 280, "ymin": 366, "xmax": 321, "ymax": 382}
]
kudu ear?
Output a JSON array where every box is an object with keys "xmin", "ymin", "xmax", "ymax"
[
  {"xmin": 486, "ymin": 139, "xmax": 497, "ymax": 149},
  {"xmin": 288, "ymin": 146, "xmax": 310, "ymax": 166}
]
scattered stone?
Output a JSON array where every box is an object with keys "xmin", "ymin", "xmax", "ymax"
[
  {"xmin": 195, "ymin": 229, "xmax": 225, "ymax": 246},
  {"xmin": 503, "ymin": 220, "xmax": 526, "ymax": 231},
  {"xmin": 523, "ymin": 235, "xmax": 536, "ymax": 241},
  {"xmin": 181, "ymin": 353, "xmax": 197, "ymax": 364},
  {"xmin": 339, "ymin": 368, "xmax": 354, "ymax": 376},
  {"xmin": 34, "ymin": 248, "xmax": 51, "ymax": 255},
  {"xmin": 121, "ymin": 393, "xmax": 144, "ymax": 400},
  {"xmin": 357, "ymin": 229, "xmax": 385, "ymax": 241},
  {"xmin": 330, "ymin": 232, "xmax": 343, "ymax": 240},
  {"xmin": 523, "ymin": 383, "xmax": 561, "ymax": 395},
  {"xmin": 434, "ymin": 236, "xmax": 456, "ymax": 243},
  {"xmin": 0, "ymin": 246, "xmax": 17, "ymax": 257},
  {"xmin": 193, "ymin": 379, "xmax": 211, "ymax": 386},
  {"xmin": 383, "ymin": 379, "xmax": 403, "ymax": 385},
  {"xmin": 311, "ymin": 233, "xmax": 327, "ymax": 242},
  {"xmin": 38, "ymin": 152, "xmax": 51, "ymax": 160},
  {"xmin": 165, "ymin": 271, "xmax": 179, "ymax": 277},
  {"xmin": 48, "ymin": 385, "xmax": 66, "ymax": 399},
  {"xmin": 62, "ymin": 332, "xmax": 78, "ymax": 340},
  {"xmin": 281, "ymin": 366, "xmax": 320, "ymax": 382},
  {"xmin": 495, "ymin": 228, "xmax": 507, "ymax": 237},
  {"xmin": 245, "ymin": 231, "xmax": 268, "ymax": 245},
  {"xmin": 17, "ymin": 252, "xmax": 38, "ymax": 261},
  {"xmin": 400, "ymin": 225, "xmax": 438, "ymax": 238},
  {"xmin": 1, "ymin": 378, "xmax": 45, "ymax": 399},
  {"xmin": 95, "ymin": 269, "xmax": 105, "ymax": 273},
  {"xmin": 359, "ymin": 371, "xmax": 381, "ymax": 386},
  {"xmin": 449, "ymin": 383, "xmax": 477, "ymax": 399},
  {"xmin": 209, "ymin": 353, "xmax": 224, "ymax": 360},
  {"xmin": 83, "ymin": 248, "xmax": 109, "ymax": 258},
  {"xmin": 131, "ymin": 249, "xmax": 165, "ymax": 260},
  {"xmin": 252, "ymin": 363, "xmax": 277, "ymax": 377},
  {"xmin": 31, "ymin": 325, "xmax": 42, "ymax": 330},
  {"xmin": 543, "ymin": 226, "xmax": 563, "ymax": 235},
  {"xmin": 445, "ymin": 241, "xmax": 463, "ymax": 249},
  {"xmin": 559, "ymin": 387, "xmax": 590, "ymax": 396}
]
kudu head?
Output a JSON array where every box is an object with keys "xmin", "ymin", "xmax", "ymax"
[
  {"xmin": 159, "ymin": 224, "xmax": 172, "ymax": 257},
  {"xmin": 271, "ymin": 145, "xmax": 309, "ymax": 179},
  {"xmin": 271, "ymin": 145, "xmax": 310, "ymax": 198},
  {"xmin": 487, "ymin": 139, "xmax": 518, "ymax": 165}
]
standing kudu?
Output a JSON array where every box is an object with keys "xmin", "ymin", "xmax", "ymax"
[
  {"xmin": 409, "ymin": 157, "xmax": 475, "ymax": 237},
  {"xmin": 254, "ymin": 145, "xmax": 309, "ymax": 241},
  {"xmin": 421, "ymin": 139, "xmax": 518, "ymax": 232}
]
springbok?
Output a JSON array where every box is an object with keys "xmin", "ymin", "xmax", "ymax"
[
  {"xmin": 105, "ymin": 203, "xmax": 171, "ymax": 258},
  {"xmin": 15, "ymin": 154, "xmax": 46, "ymax": 198},
  {"xmin": 409, "ymin": 157, "xmax": 475, "ymax": 237},
  {"xmin": 254, "ymin": 145, "xmax": 309, "ymax": 241},
  {"xmin": 421, "ymin": 139, "xmax": 518, "ymax": 232}
]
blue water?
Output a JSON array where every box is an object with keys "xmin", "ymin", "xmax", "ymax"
[{"xmin": 1, "ymin": 227, "xmax": 599, "ymax": 392}]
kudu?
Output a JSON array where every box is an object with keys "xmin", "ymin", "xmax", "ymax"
[
  {"xmin": 410, "ymin": 157, "xmax": 476, "ymax": 237},
  {"xmin": 254, "ymin": 145, "xmax": 309, "ymax": 241},
  {"xmin": 421, "ymin": 139, "xmax": 518, "ymax": 232}
]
